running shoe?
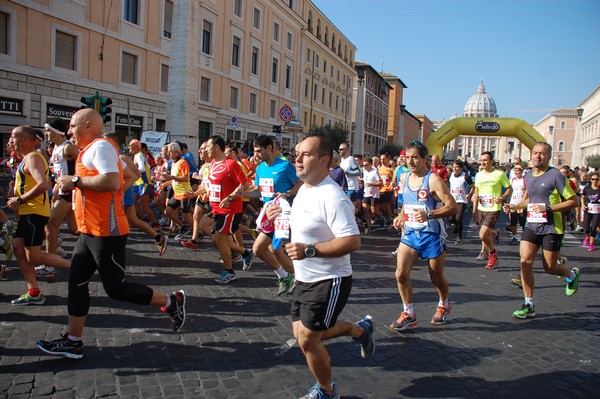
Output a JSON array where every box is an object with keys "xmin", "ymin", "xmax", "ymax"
[
  {"xmin": 565, "ymin": 268, "xmax": 581, "ymax": 296},
  {"xmin": 35, "ymin": 265, "xmax": 56, "ymax": 276},
  {"xmin": 158, "ymin": 217, "xmax": 170, "ymax": 226},
  {"xmin": 151, "ymin": 222, "xmax": 163, "ymax": 232},
  {"xmin": 214, "ymin": 270, "xmax": 237, "ymax": 284},
  {"xmin": 300, "ymin": 383, "xmax": 338, "ymax": 399},
  {"xmin": 276, "ymin": 274, "xmax": 295, "ymax": 296},
  {"xmin": 242, "ymin": 249, "xmax": 255, "ymax": 271},
  {"xmin": 181, "ymin": 240, "xmax": 199, "ymax": 250},
  {"xmin": 250, "ymin": 229, "xmax": 258, "ymax": 239},
  {"xmin": 431, "ymin": 305, "xmax": 451, "ymax": 325},
  {"xmin": 55, "ymin": 246, "xmax": 67, "ymax": 258},
  {"xmin": 476, "ymin": 250, "xmax": 489, "ymax": 261},
  {"xmin": 391, "ymin": 248, "xmax": 398, "ymax": 256},
  {"xmin": 37, "ymin": 333, "xmax": 83, "ymax": 359},
  {"xmin": 510, "ymin": 237, "xmax": 518, "ymax": 246},
  {"xmin": 219, "ymin": 253, "xmax": 242, "ymax": 263},
  {"xmin": 485, "ymin": 251, "xmax": 498, "ymax": 269},
  {"xmin": 389, "ymin": 312, "xmax": 417, "ymax": 332},
  {"xmin": 286, "ymin": 276, "xmax": 297, "ymax": 295},
  {"xmin": 11, "ymin": 292, "xmax": 46, "ymax": 305},
  {"xmin": 0, "ymin": 235, "xmax": 12, "ymax": 261},
  {"xmin": 455, "ymin": 237, "xmax": 463, "ymax": 245},
  {"xmin": 174, "ymin": 226, "xmax": 190, "ymax": 240},
  {"xmin": 494, "ymin": 229, "xmax": 501, "ymax": 244},
  {"xmin": 583, "ymin": 236, "xmax": 590, "ymax": 247},
  {"xmin": 0, "ymin": 264, "xmax": 6, "ymax": 280},
  {"xmin": 161, "ymin": 290, "xmax": 186, "ymax": 331},
  {"xmin": 589, "ymin": 244, "xmax": 595, "ymax": 252},
  {"xmin": 379, "ymin": 218, "xmax": 386, "ymax": 229},
  {"xmin": 512, "ymin": 303, "xmax": 535, "ymax": 319},
  {"xmin": 354, "ymin": 315, "xmax": 375, "ymax": 358},
  {"xmin": 511, "ymin": 278, "xmax": 522, "ymax": 288},
  {"xmin": 155, "ymin": 235, "xmax": 168, "ymax": 256}
]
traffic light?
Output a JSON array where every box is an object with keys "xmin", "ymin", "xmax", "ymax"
[
  {"xmin": 99, "ymin": 97, "xmax": 112, "ymax": 123},
  {"xmin": 80, "ymin": 94, "xmax": 97, "ymax": 110}
]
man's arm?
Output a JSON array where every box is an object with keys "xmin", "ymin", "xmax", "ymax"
[
  {"xmin": 285, "ymin": 235, "xmax": 361, "ymax": 261},
  {"xmin": 7, "ymin": 154, "xmax": 50, "ymax": 209},
  {"xmin": 428, "ymin": 173, "xmax": 458, "ymax": 219},
  {"xmin": 64, "ymin": 141, "xmax": 80, "ymax": 161}
]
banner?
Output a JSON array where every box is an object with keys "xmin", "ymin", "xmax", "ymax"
[{"xmin": 140, "ymin": 130, "xmax": 170, "ymax": 156}]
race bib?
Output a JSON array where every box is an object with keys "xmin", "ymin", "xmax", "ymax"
[
  {"xmin": 274, "ymin": 217, "xmax": 290, "ymax": 240},
  {"xmin": 404, "ymin": 204, "xmax": 427, "ymax": 229},
  {"xmin": 451, "ymin": 188, "xmax": 463, "ymax": 196},
  {"xmin": 511, "ymin": 188, "xmax": 525, "ymax": 204},
  {"xmin": 259, "ymin": 178, "xmax": 275, "ymax": 199},
  {"xmin": 527, "ymin": 203, "xmax": 548, "ymax": 223},
  {"xmin": 479, "ymin": 194, "xmax": 494, "ymax": 208},
  {"xmin": 382, "ymin": 176, "xmax": 389, "ymax": 185},
  {"xmin": 364, "ymin": 186, "xmax": 373, "ymax": 197},
  {"xmin": 588, "ymin": 203, "xmax": 600, "ymax": 214},
  {"xmin": 209, "ymin": 183, "xmax": 222, "ymax": 203}
]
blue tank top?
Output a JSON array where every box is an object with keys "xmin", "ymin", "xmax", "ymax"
[{"xmin": 402, "ymin": 170, "xmax": 440, "ymax": 234}]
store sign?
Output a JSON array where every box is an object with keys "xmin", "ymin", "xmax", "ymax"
[
  {"xmin": 0, "ymin": 97, "xmax": 23, "ymax": 115},
  {"xmin": 47, "ymin": 104, "xmax": 79, "ymax": 119},
  {"xmin": 115, "ymin": 113, "xmax": 143, "ymax": 128}
]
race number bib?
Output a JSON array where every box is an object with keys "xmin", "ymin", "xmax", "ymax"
[
  {"xmin": 588, "ymin": 203, "xmax": 600, "ymax": 214},
  {"xmin": 511, "ymin": 188, "xmax": 525, "ymax": 204},
  {"xmin": 451, "ymin": 188, "xmax": 463, "ymax": 196},
  {"xmin": 404, "ymin": 204, "xmax": 427, "ymax": 229},
  {"xmin": 259, "ymin": 178, "xmax": 275, "ymax": 199},
  {"xmin": 274, "ymin": 217, "xmax": 290, "ymax": 240},
  {"xmin": 209, "ymin": 183, "xmax": 222, "ymax": 203},
  {"xmin": 527, "ymin": 203, "xmax": 548, "ymax": 223},
  {"xmin": 364, "ymin": 186, "xmax": 373, "ymax": 197},
  {"xmin": 479, "ymin": 194, "xmax": 494, "ymax": 208}
]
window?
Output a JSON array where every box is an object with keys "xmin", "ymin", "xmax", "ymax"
[
  {"xmin": 55, "ymin": 31, "xmax": 76, "ymax": 70},
  {"xmin": 232, "ymin": 36, "xmax": 240, "ymax": 67},
  {"xmin": 121, "ymin": 52, "xmax": 137, "ymax": 85},
  {"xmin": 0, "ymin": 12, "xmax": 8, "ymax": 54},
  {"xmin": 251, "ymin": 46, "xmax": 259, "ymax": 75},
  {"xmin": 270, "ymin": 100, "xmax": 277, "ymax": 119},
  {"xmin": 284, "ymin": 0, "xmax": 294, "ymax": 9},
  {"xmin": 285, "ymin": 65, "xmax": 291, "ymax": 89},
  {"xmin": 163, "ymin": 0, "xmax": 173, "ymax": 38},
  {"xmin": 273, "ymin": 22, "xmax": 280, "ymax": 42},
  {"xmin": 329, "ymin": 92, "xmax": 332, "ymax": 107},
  {"xmin": 249, "ymin": 93, "xmax": 257, "ymax": 114},
  {"xmin": 560, "ymin": 121, "xmax": 566, "ymax": 129},
  {"xmin": 160, "ymin": 64, "xmax": 169, "ymax": 92},
  {"xmin": 271, "ymin": 57, "xmax": 278, "ymax": 83},
  {"xmin": 306, "ymin": 48, "xmax": 311, "ymax": 63},
  {"xmin": 558, "ymin": 141, "xmax": 565, "ymax": 152},
  {"xmin": 313, "ymin": 83, "xmax": 318, "ymax": 100},
  {"xmin": 253, "ymin": 8, "xmax": 261, "ymax": 29},
  {"xmin": 124, "ymin": 0, "xmax": 139, "ymax": 24},
  {"xmin": 323, "ymin": 60, "xmax": 327, "ymax": 73},
  {"xmin": 233, "ymin": 0, "xmax": 243, "ymax": 18},
  {"xmin": 315, "ymin": 54, "xmax": 319, "ymax": 68},
  {"xmin": 322, "ymin": 88, "xmax": 325, "ymax": 104},
  {"xmin": 230, "ymin": 87, "xmax": 239, "ymax": 109},
  {"xmin": 202, "ymin": 20, "xmax": 212, "ymax": 55},
  {"xmin": 200, "ymin": 77, "xmax": 211, "ymax": 102},
  {"xmin": 287, "ymin": 32, "xmax": 293, "ymax": 51},
  {"xmin": 330, "ymin": 65, "xmax": 334, "ymax": 78},
  {"xmin": 304, "ymin": 79, "xmax": 309, "ymax": 97}
]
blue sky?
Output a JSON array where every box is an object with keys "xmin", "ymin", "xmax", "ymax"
[{"xmin": 312, "ymin": 0, "xmax": 600, "ymax": 125}]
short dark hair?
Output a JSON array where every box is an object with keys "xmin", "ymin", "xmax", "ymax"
[
  {"xmin": 481, "ymin": 151, "xmax": 494, "ymax": 161},
  {"xmin": 209, "ymin": 135, "xmax": 225, "ymax": 151},
  {"xmin": 406, "ymin": 140, "xmax": 428, "ymax": 158},
  {"xmin": 180, "ymin": 142, "xmax": 188, "ymax": 150},
  {"xmin": 533, "ymin": 142, "xmax": 552, "ymax": 156},
  {"xmin": 308, "ymin": 135, "xmax": 333, "ymax": 161},
  {"xmin": 46, "ymin": 117, "xmax": 69, "ymax": 134},
  {"xmin": 254, "ymin": 135, "xmax": 273, "ymax": 149}
]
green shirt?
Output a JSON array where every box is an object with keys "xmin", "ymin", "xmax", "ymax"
[{"xmin": 475, "ymin": 169, "xmax": 510, "ymax": 212}]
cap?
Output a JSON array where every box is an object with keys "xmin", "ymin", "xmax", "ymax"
[
  {"xmin": 400, "ymin": 150, "xmax": 406, "ymax": 156},
  {"xmin": 129, "ymin": 139, "xmax": 141, "ymax": 148}
]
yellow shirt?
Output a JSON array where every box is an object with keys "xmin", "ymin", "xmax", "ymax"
[{"xmin": 15, "ymin": 152, "xmax": 50, "ymax": 217}]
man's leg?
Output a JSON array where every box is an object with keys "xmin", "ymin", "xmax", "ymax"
[
  {"xmin": 45, "ymin": 198, "xmax": 75, "ymax": 255},
  {"xmin": 428, "ymin": 253, "xmax": 449, "ymax": 302},
  {"xmin": 479, "ymin": 224, "xmax": 494, "ymax": 252},
  {"xmin": 395, "ymin": 243, "xmax": 419, "ymax": 305},
  {"xmin": 13, "ymin": 237, "xmax": 39, "ymax": 291},
  {"xmin": 519, "ymin": 240, "xmax": 538, "ymax": 298}
]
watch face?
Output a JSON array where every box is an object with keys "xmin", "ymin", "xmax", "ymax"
[{"xmin": 305, "ymin": 246, "xmax": 316, "ymax": 258}]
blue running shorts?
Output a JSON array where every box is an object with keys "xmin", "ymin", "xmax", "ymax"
[{"xmin": 400, "ymin": 230, "xmax": 446, "ymax": 260}]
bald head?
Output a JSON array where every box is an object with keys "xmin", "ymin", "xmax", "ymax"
[{"xmin": 70, "ymin": 109, "xmax": 104, "ymax": 147}]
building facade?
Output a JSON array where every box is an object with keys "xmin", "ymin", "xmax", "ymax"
[
  {"xmin": 579, "ymin": 84, "xmax": 600, "ymax": 167},
  {"xmin": 381, "ymin": 72, "xmax": 406, "ymax": 146}
]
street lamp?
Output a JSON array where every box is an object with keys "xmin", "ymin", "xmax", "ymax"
[
  {"xmin": 572, "ymin": 108, "xmax": 584, "ymax": 167},
  {"xmin": 549, "ymin": 125, "xmax": 555, "ymax": 165},
  {"xmin": 353, "ymin": 66, "xmax": 366, "ymax": 156}
]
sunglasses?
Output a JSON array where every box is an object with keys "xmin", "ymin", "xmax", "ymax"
[{"xmin": 591, "ymin": 178, "xmax": 599, "ymax": 181}]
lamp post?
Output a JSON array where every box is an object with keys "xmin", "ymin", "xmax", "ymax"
[
  {"xmin": 549, "ymin": 125, "xmax": 555, "ymax": 166},
  {"xmin": 353, "ymin": 67, "xmax": 365, "ymax": 156}
]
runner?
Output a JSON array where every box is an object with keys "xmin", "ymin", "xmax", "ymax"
[
  {"xmin": 581, "ymin": 171, "xmax": 600, "ymax": 251},
  {"xmin": 507, "ymin": 164, "xmax": 527, "ymax": 245},
  {"xmin": 472, "ymin": 152, "xmax": 512, "ymax": 269},
  {"xmin": 378, "ymin": 153, "xmax": 395, "ymax": 227},
  {"xmin": 361, "ymin": 157, "xmax": 382, "ymax": 232},
  {"xmin": 447, "ymin": 160, "xmax": 473, "ymax": 244},
  {"xmin": 37, "ymin": 109, "xmax": 185, "ymax": 359},
  {"xmin": 129, "ymin": 139, "xmax": 159, "ymax": 229},
  {"xmin": 338, "ymin": 142, "xmax": 361, "ymax": 216},
  {"xmin": 390, "ymin": 141, "xmax": 458, "ymax": 331},
  {"xmin": 503, "ymin": 142, "xmax": 580, "ymax": 319}
]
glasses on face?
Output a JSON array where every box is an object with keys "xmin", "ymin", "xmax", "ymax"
[
  {"xmin": 591, "ymin": 178, "xmax": 599, "ymax": 181},
  {"xmin": 338, "ymin": 148, "xmax": 346, "ymax": 152}
]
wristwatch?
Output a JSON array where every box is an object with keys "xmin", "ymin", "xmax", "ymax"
[
  {"xmin": 304, "ymin": 244, "xmax": 316, "ymax": 258},
  {"xmin": 427, "ymin": 211, "xmax": 434, "ymax": 219},
  {"xmin": 16, "ymin": 197, "xmax": 24, "ymax": 204},
  {"xmin": 71, "ymin": 176, "xmax": 80, "ymax": 187},
  {"xmin": 227, "ymin": 195, "xmax": 234, "ymax": 202}
]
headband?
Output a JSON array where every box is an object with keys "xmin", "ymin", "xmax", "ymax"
[{"xmin": 44, "ymin": 123, "xmax": 65, "ymax": 136}]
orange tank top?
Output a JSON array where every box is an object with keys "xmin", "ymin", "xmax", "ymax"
[{"xmin": 73, "ymin": 139, "xmax": 130, "ymax": 237}]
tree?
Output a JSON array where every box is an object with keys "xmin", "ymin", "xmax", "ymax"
[
  {"xmin": 379, "ymin": 143, "xmax": 402, "ymax": 157},
  {"xmin": 306, "ymin": 123, "xmax": 349, "ymax": 151},
  {"xmin": 585, "ymin": 154, "xmax": 600, "ymax": 169}
]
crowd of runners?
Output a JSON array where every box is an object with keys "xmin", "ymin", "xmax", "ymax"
[{"xmin": 1, "ymin": 108, "xmax": 597, "ymax": 398}]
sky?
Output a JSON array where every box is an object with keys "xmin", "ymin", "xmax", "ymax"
[{"xmin": 312, "ymin": 0, "xmax": 600, "ymax": 125}]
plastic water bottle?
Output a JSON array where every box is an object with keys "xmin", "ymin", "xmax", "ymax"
[{"xmin": 275, "ymin": 338, "xmax": 297, "ymax": 357}]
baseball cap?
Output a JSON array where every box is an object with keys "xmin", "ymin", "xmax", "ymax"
[
  {"xmin": 129, "ymin": 139, "xmax": 141, "ymax": 148},
  {"xmin": 400, "ymin": 150, "xmax": 406, "ymax": 156}
]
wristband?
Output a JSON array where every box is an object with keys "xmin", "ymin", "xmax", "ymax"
[{"xmin": 545, "ymin": 204, "xmax": 552, "ymax": 212}]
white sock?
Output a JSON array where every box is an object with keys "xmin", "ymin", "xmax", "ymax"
[
  {"xmin": 165, "ymin": 294, "xmax": 172, "ymax": 308},
  {"xmin": 438, "ymin": 298, "xmax": 449, "ymax": 308},
  {"xmin": 67, "ymin": 334, "xmax": 82, "ymax": 342},
  {"xmin": 403, "ymin": 303, "xmax": 414, "ymax": 316},
  {"xmin": 525, "ymin": 297, "xmax": 534, "ymax": 307},
  {"xmin": 274, "ymin": 267, "xmax": 288, "ymax": 279}
]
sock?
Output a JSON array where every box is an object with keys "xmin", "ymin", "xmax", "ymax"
[
  {"xmin": 67, "ymin": 334, "xmax": 82, "ymax": 342},
  {"xmin": 29, "ymin": 288, "xmax": 41, "ymax": 297},
  {"xmin": 403, "ymin": 303, "xmax": 414, "ymax": 316},
  {"xmin": 438, "ymin": 298, "xmax": 449, "ymax": 308},
  {"xmin": 154, "ymin": 234, "xmax": 161, "ymax": 242},
  {"xmin": 274, "ymin": 267, "xmax": 288, "ymax": 279},
  {"xmin": 165, "ymin": 294, "xmax": 172, "ymax": 308},
  {"xmin": 242, "ymin": 249, "xmax": 250, "ymax": 258},
  {"xmin": 568, "ymin": 270, "xmax": 576, "ymax": 281},
  {"xmin": 524, "ymin": 297, "xmax": 534, "ymax": 307}
]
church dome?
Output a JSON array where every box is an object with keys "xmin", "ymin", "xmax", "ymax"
[{"xmin": 463, "ymin": 81, "xmax": 498, "ymax": 117}]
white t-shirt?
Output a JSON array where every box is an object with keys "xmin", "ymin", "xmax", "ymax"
[
  {"xmin": 362, "ymin": 167, "xmax": 381, "ymax": 198},
  {"xmin": 510, "ymin": 177, "xmax": 526, "ymax": 205},
  {"xmin": 340, "ymin": 155, "xmax": 361, "ymax": 191},
  {"xmin": 290, "ymin": 176, "xmax": 359, "ymax": 283},
  {"xmin": 81, "ymin": 140, "xmax": 119, "ymax": 174}
]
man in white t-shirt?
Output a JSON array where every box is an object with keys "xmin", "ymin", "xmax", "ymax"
[
  {"xmin": 269, "ymin": 136, "xmax": 373, "ymax": 399},
  {"xmin": 338, "ymin": 142, "xmax": 361, "ymax": 212},
  {"xmin": 361, "ymin": 157, "xmax": 383, "ymax": 232}
]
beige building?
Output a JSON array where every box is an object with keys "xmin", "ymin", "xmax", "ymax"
[
  {"xmin": 578, "ymin": 84, "xmax": 600, "ymax": 167},
  {"xmin": 0, "ymin": 0, "xmax": 356, "ymax": 157},
  {"xmin": 533, "ymin": 109, "xmax": 579, "ymax": 167},
  {"xmin": 381, "ymin": 73, "xmax": 406, "ymax": 146}
]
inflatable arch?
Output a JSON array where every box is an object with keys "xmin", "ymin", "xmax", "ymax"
[{"xmin": 425, "ymin": 117, "xmax": 546, "ymax": 157}]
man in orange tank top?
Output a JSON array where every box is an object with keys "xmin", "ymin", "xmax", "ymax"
[{"xmin": 36, "ymin": 109, "xmax": 186, "ymax": 359}]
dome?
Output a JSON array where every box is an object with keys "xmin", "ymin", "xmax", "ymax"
[{"xmin": 463, "ymin": 81, "xmax": 498, "ymax": 117}]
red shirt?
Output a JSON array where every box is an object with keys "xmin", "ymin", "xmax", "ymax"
[
  {"xmin": 208, "ymin": 157, "xmax": 246, "ymax": 214},
  {"xmin": 431, "ymin": 164, "xmax": 449, "ymax": 182}
]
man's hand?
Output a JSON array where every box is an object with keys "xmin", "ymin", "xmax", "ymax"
[
  {"xmin": 265, "ymin": 204, "xmax": 281, "ymax": 222},
  {"xmin": 284, "ymin": 242, "xmax": 308, "ymax": 260},
  {"xmin": 56, "ymin": 175, "xmax": 75, "ymax": 192}
]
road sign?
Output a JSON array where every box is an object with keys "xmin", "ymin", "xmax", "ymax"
[
  {"xmin": 231, "ymin": 116, "xmax": 238, "ymax": 129},
  {"xmin": 279, "ymin": 106, "xmax": 292, "ymax": 122}
]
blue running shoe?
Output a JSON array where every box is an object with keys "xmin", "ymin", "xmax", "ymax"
[
  {"xmin": 300, "ymin": 382, "xmax": 338, "ymax": 399},
  {"xmin": 354, "ymin": 315, "xmax": 375, "ymax": 358}
]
